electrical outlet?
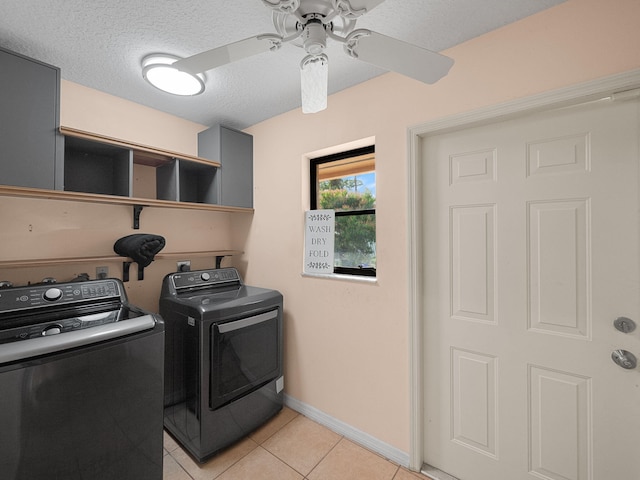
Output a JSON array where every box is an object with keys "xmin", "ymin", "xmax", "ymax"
[
  {"xmin": 96, "ymin": 266, "xmax": 109, "ymax": 279},
  {"xmin": 177, "ymin": 261, "xmax": 191, "ymax": 272}
]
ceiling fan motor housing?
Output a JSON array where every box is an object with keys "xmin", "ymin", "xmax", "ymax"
[{"xmin": 303, "ymin": 19, "xmax": 327, "ymax": 55}]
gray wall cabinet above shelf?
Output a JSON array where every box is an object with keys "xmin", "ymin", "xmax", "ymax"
[
  {"xmin": 0, "ymin": 46, "xmax": 63, "ymax": 190},
  {"xmin": 198, "ymin": 125, "xmax": 253, "ymax": 208}
]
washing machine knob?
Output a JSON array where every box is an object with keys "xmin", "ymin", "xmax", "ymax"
[
  {"xmin": 42, "ymin": 324, "xmax": 62, "ymax": 336},
  {"xmin": 43, "ymin": 287, "xmax": 63, "ymax": 302},
  {"xmin": 200, "ymin": 272, "xmax": 211, "ymax": 281}
]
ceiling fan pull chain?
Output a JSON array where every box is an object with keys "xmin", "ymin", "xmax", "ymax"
[{"xmin": 344, "ymin": 29, "xmax": 371, "ymax": 58}]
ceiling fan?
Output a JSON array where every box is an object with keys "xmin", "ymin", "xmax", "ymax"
[{"xmin": 172, "ymin": 0, "xmax": 454, "ymax": 113}]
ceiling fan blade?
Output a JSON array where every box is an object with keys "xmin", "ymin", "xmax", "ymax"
[
  {"xmin": 347, "ymin": 30, "xmax": 454, "ymax": 84},
  {"xmin": 300, "ymin": 54, "xmax": 328, "ymax": 114},
  {"xmin": 173, "ymin": 35, "xmax": 281, "ymax": 74}
]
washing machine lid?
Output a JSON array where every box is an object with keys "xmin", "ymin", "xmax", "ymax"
[
  {"xmin": 0, "ymin": 278, "xmax": 158, "ymax": 364},
  {"xmin": 0, "ymin": 279, "xmax": 157, "ymax": 365}
]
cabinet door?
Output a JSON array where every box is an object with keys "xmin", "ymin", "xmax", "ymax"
[
  {"xmin": 198, "ymin": 125, "xmax": 253, "ymax": 208},
  {"xmin": 0, "ymin": 47, "xmax": 62, "ymax": 190},
  {"xmin": 220, "ymin": 126, "xmax": 253, "ymax": 208}
]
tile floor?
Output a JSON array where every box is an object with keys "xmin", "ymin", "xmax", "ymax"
[{"xmin": 163, "ymin": 407, "xmax": 432, "ymax": 480}]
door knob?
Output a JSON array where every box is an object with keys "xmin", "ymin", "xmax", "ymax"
[
  {"xmin": 611, "ymin": 349, "xmax": 637, "ymax": 369},
  {"xmin": 614, "ymin": 317, "xmax": 636, "ymax": 333}
]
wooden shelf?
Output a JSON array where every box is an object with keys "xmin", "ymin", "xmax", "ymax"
[
  {"xmin": 156, "ymin": 250, "xmax": 241, "ymax": 260},
  {"xmin": 60, "ymin": 126, "xmax": 221, "ymax": 168},
  {"xmin": 0, "ymin": 185, "xmax": 253, "ymax": 213},
  {"xmin": 0, "ymin": 250, "xmax": 243, "ymax": 269}
]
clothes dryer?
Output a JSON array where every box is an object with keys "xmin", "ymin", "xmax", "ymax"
[{"xmin": 160, "ymin": 267, "xmax": 283, "ymax": 462}]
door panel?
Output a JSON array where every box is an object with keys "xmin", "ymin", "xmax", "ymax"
[
  {"xmin": 451, "ymin": 205, "xmax": 496, "ymax": 324},
  {"xmin": 422, "ymin": 98, "xmax": 640, "ymax": 480},
  {"xmin": 528, "ymin": 365, "xmax": 591, "ymax": 480},
  {"xmin": 528, "ymin": 199, "xmax": 590, "ymax": 338},
  {"xmin": 451, "ymin": 348, "xmax": 498, "ymax": 458}
]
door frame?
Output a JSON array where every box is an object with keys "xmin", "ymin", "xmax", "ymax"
[{"xmin": 407, "ymin": 69, "xmax": 640, "ymax": 472}]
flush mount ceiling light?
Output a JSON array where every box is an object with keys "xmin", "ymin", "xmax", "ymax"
[{"xmin": 142, "ymin": 54, "xmax": 205, "ymax": 96}]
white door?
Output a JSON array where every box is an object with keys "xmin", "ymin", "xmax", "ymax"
[{"xmin": 422, "ymin": 97, "xmax": 640, "ymax": 480}]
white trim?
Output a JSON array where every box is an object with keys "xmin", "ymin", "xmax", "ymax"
[
  {"xmin": 421, "ymin": 464, "xmax": 460, "ymax": 480},
  {"xmin": 284, "ymin": 394, "xmax": 410, "ymax": 468},
  {"xmin": 301, "ymin": 272, "xmax": 378, "ymax": 284},
  {"xmin": 410, "ymin": 69, "xmax": 640, "ymax": 137},
  {"xmin": 407, "ymin": 124, "xmax": 424, "ymax": 471},
  {"xmin": 407, "ymin": 68, "xmax": 640, "ymax": 472}
]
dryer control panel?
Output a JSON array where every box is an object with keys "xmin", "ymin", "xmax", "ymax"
[{"xmin": 169, "ymin": 268, "xmax": 242, "ymax": 292}]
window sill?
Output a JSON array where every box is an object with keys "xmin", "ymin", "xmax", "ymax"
[{"xmin": 301, "ymin": 272, "xmax": 378, "ymax": 284}]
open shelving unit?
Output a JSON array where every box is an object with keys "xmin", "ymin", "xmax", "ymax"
[
  {"xmin": 1, "ymin": 128, "xmax": 253, "ymax": 214},
  {"xmin": 61, "ymin": 127, "xmax": 229, "ymax": 207}
]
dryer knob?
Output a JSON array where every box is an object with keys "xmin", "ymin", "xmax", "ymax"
[{"xmin": 201, "ymin": 272, "xmax": 211, "ymax": 281}]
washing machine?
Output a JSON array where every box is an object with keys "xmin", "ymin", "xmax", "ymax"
[{"xmin": 0, "ymin": 277, "xmax": 164, "ymax": 480}]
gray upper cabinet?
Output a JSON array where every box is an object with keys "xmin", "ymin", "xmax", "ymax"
[
  {"xmin": 198, "ymin": 125, "xmax": 253, "ymax": 208},
  {"xmin": 0, "ymin": 46, "xmax": 62, "ymax": 190}
]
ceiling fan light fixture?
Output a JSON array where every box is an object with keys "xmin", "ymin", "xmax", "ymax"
[
  {"xmin": 142, "ymin": 54, "xmax": 205, "ymax": 96},
  {"xmin": 300, "ymin": 54, "xmax": 328, "ymax": 114}
]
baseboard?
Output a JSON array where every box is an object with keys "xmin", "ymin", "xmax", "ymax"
[{"xmin": 284, "ymin": 394, "xmax": 410, "ymax": 468}]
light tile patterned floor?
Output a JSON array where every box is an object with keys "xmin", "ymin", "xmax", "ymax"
[{"xmin": 163, "ymin": 407, "xmax": 430, "ymax": 480}]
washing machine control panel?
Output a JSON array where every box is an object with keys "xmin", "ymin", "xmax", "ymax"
[
  {"xmin": 0, "ymin": 278, "xmax": 132, "ymax": 346},
  {"xmin": 171, "ymin": 268, "xmax": 241, "ymax": 290},
  {"xmin": 0, "ymin": 280, "xmax": 121, "ymax": 311}
]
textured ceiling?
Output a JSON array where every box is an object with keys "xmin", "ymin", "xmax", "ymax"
[{"xmin": 0, "ymin": 0, "xmax": 564, "ymax": 130}]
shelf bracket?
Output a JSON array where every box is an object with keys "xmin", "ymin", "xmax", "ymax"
[
  {"xmin": 122, "ymin": 261, "xmax": 145, "ymax": 281},
  {"xmin": 122, "ymin": 261, "xmax": 132, "ymax": 282},
  {"xmin": 133, "ymin": 205, "xmax": 144, "ymax": 229}
]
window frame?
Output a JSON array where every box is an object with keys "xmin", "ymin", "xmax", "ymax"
[{"xmin": 310, "ymin": 145, "xmax": 376, "ymax": 277}]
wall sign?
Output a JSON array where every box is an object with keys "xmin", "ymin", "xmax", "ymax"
[{"xmin": 304, "ymin": 209, "xmax": 335, "ymax": 274}]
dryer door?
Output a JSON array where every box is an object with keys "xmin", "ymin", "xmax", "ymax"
[{"xmin": 210, "ymin": 308, "xmax": 281, "ymax": 410}]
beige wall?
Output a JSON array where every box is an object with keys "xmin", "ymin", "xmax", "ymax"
[
  {"xmin": 241, "ymin": 0, "xmax": 640, "ymax": 453},
  {"xmin": 60, "ymin": 80, "xmax": 204, "ymax": 154},
  {"xmin": 1, "ymin": 0, "xmax": 639, "ymax": 459}
]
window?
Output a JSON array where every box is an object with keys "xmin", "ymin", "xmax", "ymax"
[{"xmin": 310, "ymin": 145, "xmax": 376, "ymax": 277}]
